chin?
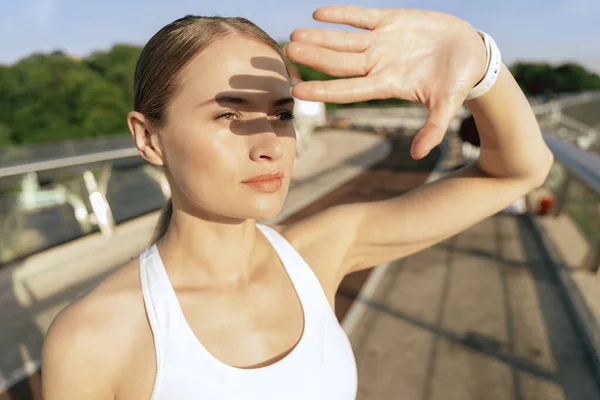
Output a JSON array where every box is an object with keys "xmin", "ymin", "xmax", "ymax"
[
  {"xmin": 240, "ymin": 193, "xmax": 287, "ymax": 221},
  {"xmin": 249, "ymin": 202, "xmax": 286, "ymax": 220}
]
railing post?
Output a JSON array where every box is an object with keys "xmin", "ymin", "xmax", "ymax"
[
  {"xmin": 83, "ymin": 170, "xmax": 115, "ymax": 236},
  {"xmin": 97, "ymin": 162, "xmax": 113, "ymax": 196},
  {"xmin": 52, "ymin": 183, "xmax": 95, "ymax": 235}
]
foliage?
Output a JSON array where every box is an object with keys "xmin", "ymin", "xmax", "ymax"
[
  {"xmin": 0, "ymin": 48, "xmax": 131, "ymax": 145},
  {"xmin": 0, "ymin": 42, "xmax": 599, "ymax": 146},
  {"xmin": 509, "ymin": 61, "xmax": 600, "ymax": 96},
  {"xmin": 84, "ymin": 44, "xmax": 141, "ymax": 105},
  {"xmin": 0, "ymin": 122, "xmax": 11, "ymax": 146}
]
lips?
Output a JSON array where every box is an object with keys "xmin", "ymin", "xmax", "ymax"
[
  {"xmin": 242, "ymin": 171, "xmax": 283, "ymax": 183},
  {"xmin": 242, "ymin": 171, "xmax": 284, "ymax": 193}
]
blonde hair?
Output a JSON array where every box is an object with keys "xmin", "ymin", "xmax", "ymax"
[{"xmin": 132, "ymin": 15, "xmax": 288, "ymax": 244}]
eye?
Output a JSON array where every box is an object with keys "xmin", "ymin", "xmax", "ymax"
[
  {"xmin": 275, "ymin": 110, "xmax": 296, "ymax": 121},
  {"xmin": 216, "ymin": 111, "xmax": 240, "ymax": 121}
]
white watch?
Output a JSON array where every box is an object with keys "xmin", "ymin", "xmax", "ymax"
[{"xmin": 466, "ymin": 30, "xmax": 502, "ymax": 100}]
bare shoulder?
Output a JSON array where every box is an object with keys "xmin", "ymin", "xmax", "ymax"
[
  {"xmin": 42, "ymin": 257, "xmax": 148, "ymax": 399},
  {"xmin": 273, "ymin": 203, "xmax": 365, "ymax": 288}
]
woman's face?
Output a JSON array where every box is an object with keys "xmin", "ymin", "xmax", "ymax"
[{"xmin": 160, "ymin": 36, "xmax": 296, "ymax": 222}]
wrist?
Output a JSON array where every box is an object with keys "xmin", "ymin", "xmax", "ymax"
[
  {"xmin": 466, "ymin": 30, "xmax": 502, "ymax": 100},
  {"xmin": 466, "ymin": 62, "xmax": 508, "ymax": 108}
]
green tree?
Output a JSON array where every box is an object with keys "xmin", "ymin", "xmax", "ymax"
[
  {"xmin": 85, "ymin": 44, "xmax": 142, "ymax": 106},
  {"xmin": 510, "ymin": 62, "xmax": 563, "ymax": 96},
  {"xmin": 0, "ymin": 123, "xmax": 11, "ymax": 146},
  {"xmin": 509, "ymin": 61, "xmax": 600, "ymax": 97},
  {"xmin": 555, "ymin": 63, "xmax": 600, "ymax": 92},
  {"xmin": 6, "ymin": 51, "xmax": 130, "ymax": 144}
]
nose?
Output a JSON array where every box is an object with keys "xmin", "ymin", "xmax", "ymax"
[{"xmin": 249, "ymin": 128, "xmax": 284, "ymax": 162}]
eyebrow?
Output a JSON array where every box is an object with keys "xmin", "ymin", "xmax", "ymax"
[{"xmin": 199, "ymin": 96, "xmax": 294, "ymax": 108}]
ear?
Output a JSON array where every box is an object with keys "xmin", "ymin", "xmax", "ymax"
[{"xmin": 127, "ymin": 111, "xmax": 166, "ymax": 166}]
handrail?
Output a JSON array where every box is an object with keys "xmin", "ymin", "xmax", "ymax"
[
  {"xmin": 543, "ymin": 132, "xmax": 600, "ymax": 196},
  {"xmin": 0, "ymin": 147, "xmax": 140, "ymax": 178},
  {"xmin": 543, "ymin": 131, "xmax": 600, "ymax": 273}
]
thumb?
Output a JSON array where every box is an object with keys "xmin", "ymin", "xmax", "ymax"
[{"xmin": 411, "ymin": 96, "xmax": 464, "ymax": 160}]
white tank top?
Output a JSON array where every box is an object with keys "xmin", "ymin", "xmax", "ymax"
[{"xmin": 139, "ymin": 223, "xmax": 358, "ymax": 399}]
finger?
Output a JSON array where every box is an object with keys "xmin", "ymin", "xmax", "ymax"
[
  {"xmin": 290, "ymin": 28, "xmax": 372, "ymax": 53},
  {"xmin": 411, "ymin": 96, "xmax": 464, "ymax": 159},
  {"xmin": 285, "ymin": 42, "xmax": 369, "ymax": 77},
  {"xmin": 291, "ymin": 76, "xmax": 383, "ymax": 104},
  {"xmin": 313, "ymin": 5, "xmax": 384, "ymax": 30}
]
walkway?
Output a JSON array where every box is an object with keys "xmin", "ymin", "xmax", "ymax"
[{"xmin": 347, "ymin": 214, "xmax": 599, "ymax": 399}]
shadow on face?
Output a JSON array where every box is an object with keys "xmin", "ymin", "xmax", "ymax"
[{"xmin": 212, "ymin": 56, "xmax": 296, "ymax": 138}]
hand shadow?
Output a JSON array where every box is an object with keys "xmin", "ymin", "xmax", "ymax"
[{"xmin": 213, "ymin": 56, "xmax": 296, "ymax": 139}]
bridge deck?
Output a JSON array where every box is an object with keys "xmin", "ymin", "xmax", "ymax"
[{"xmin": 346, "ymin": 213, "xmax": 600, "ymax": 399}]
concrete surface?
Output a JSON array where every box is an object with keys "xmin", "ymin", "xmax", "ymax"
[{"xmin": 348, "ymin": 215, "xmax": 600, "ymax": 400}]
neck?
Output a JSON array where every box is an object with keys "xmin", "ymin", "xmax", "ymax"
[{"xmin": 156, "ymin": 209, "xmax": 266, "ymax": 287}]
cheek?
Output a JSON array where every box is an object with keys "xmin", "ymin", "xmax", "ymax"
[
  {"xmin": 283, "ymin": 135, "xmax": 297, "ymax": 163},
  {"xmin": 165, "ymin": 126, "xmax": 247, "ymax": 190}
]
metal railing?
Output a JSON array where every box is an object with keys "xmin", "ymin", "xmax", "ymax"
[
  {"xmin": 0, "ymin": 146, "xmax": 170, "ymax": 264},
  {"xmin": 0, "ymin": 147, "xmax": 140, "ymax": 178},
  {"xmin": 542, "ymin": 133, "xmax": 600, "ymax": 272}
]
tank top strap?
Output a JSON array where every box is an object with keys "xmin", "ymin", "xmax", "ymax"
[
  {"xmin": 255, "ymin": 224, "xmax": 330, "ymax": 312},
  {"xmin": 139, "ymin": 245, "xmax": 186, "ymax": 342}
]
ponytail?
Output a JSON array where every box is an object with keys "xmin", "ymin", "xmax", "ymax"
[{"xmin": 152, "ymin": 198, "xmax": 173, "ymax": 244}]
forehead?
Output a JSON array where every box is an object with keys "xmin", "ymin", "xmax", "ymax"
[{"xmin": 178, "ymin": 36, "xmax": 290, "ymax": 98}]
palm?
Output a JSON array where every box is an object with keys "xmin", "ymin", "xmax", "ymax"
[{"xmin": 285, "ymin": 6, "xmax": 487, "ymax": 159}]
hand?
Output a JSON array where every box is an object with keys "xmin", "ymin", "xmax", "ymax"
[{"xmin": 285, "ymin": 6, "xmax": 488, "ymax": 159}]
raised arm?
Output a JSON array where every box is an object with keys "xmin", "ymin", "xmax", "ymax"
[{"xmin": 283, "ymin": 6, "xmax": 553, "ymax": 279}]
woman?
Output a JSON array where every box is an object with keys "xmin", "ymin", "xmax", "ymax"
[{"xmin": 42, "ymin": 5, "xmax": 553, "ymax": 399}]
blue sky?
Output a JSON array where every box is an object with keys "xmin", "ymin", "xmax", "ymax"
[{"xmin": 1, "ymin": 0, "xmax": 599, "ymax": 72}]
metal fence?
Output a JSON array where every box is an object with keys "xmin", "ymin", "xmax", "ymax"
[
  {"xmin": 0, "ymin": 148, "xmax": 169, "ymax": 265},
  {"xmin": 542, "ymin": 133, "xmax": 600, "ymax": 272}
]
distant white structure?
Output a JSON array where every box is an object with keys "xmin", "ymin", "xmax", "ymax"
[
  {"xmin": 293, "ymin": 98, "xmax": 326, "ymax": 158},
  {"xmin": 288, "ymin": 66, "xmax": 328, "ymax": 163}
]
